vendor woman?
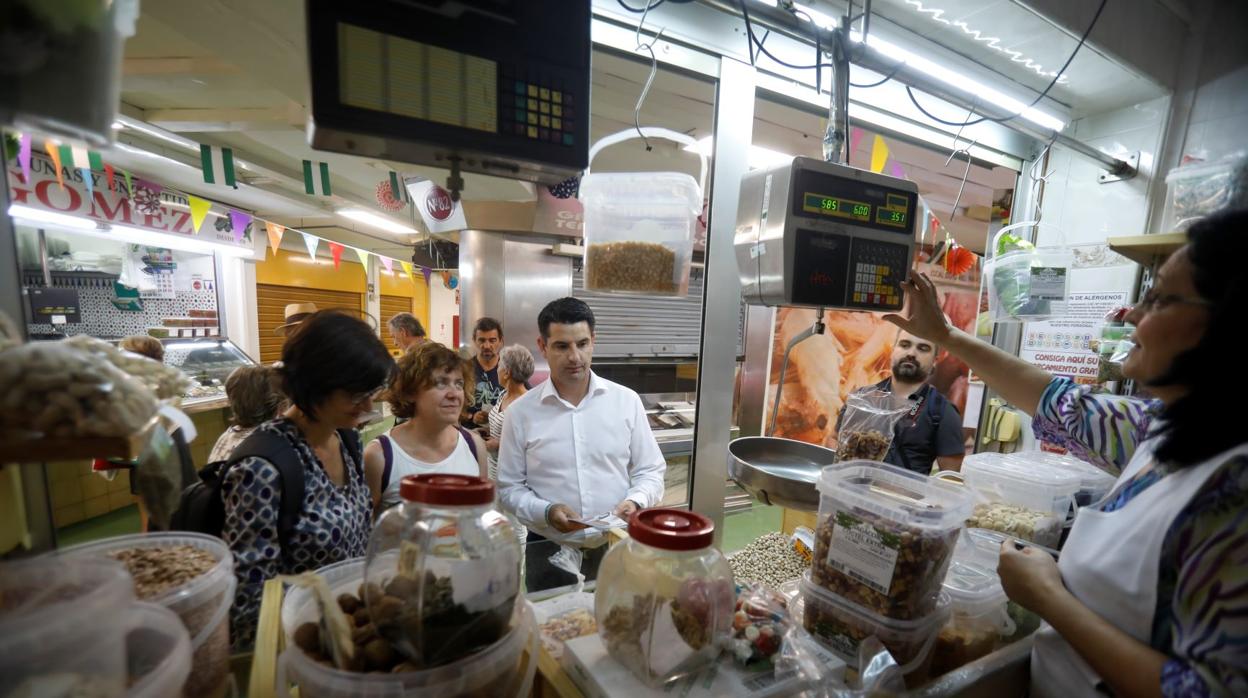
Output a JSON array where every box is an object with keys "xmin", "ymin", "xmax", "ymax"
[{"xmin": 886, "ymin": 208, "xmax": 1247, "ymax": 697}]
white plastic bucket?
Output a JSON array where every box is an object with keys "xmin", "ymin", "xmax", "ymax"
[{"xmin": 125, "ymin": 602, "xmax": 193, "ymax": 697}]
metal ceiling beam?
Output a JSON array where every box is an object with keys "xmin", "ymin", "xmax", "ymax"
[{"xmin": 697, "ymin": 0, "xmax": 1134, "ymax": 178}]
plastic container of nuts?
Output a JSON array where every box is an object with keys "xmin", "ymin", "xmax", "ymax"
[
  {"xmin": 930, "ymin": 560, "xmax": 1015, "ymax": 676},
  {"xmin": 280, "ymin": 558, "xmax": 538, "ymax": 698},
  {"xmin": 812, "ymin": 461, "xmax": 973, "ymax": 621},
  {"xmin": 363, "ymin": 474, "xmax": 522, "ymax": 669},
  {"xmin": 579, "ymin": 128, "xmax": 705, "ymax": 297},
  {"xmin": 962, "ymin": 452, "xmax": 1081, "ymax": 546},
  {"xmin": 797, "ymin": 573, "xmax": 950, "ymax": 686},
  {"xmin": 58, "ymin": 532, "xmax": 236, "ymax": 698},
  {"xmin": 594, "ymin": 508, "xmax": 735, "ymax": 686}
]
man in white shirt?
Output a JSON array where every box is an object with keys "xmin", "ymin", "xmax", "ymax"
[{"xmin": 497, "ymin": 297, "xmax": 667, "ymax": 591}]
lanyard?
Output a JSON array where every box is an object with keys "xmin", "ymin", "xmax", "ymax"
[{"xmin": 906, "ymin": 391, "xmax": 927, "ymax": 425}]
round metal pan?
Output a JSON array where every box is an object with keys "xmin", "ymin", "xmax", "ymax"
[{"xmin": 728, "ymin": 436, "xmax": 837, "ymax": 512}]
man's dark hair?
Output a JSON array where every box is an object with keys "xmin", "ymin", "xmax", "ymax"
[
  {"xmin": 473, "ymin": 316, "xmax": 502, "ymax": 339},
  {"xmin": 1149, "ymin": 207, "xmax": 1248, "ymax": 468},
  {"xmin": 279, "ymin": 310, "xmax": 395, "ymax": 420},
  {"xmin": 538, "ymin": 297, "xmax": 596, "ymax": 338}
]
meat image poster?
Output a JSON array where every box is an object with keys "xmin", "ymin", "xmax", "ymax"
[{"xmin": 765, "ymin": 263, "xmax": 979, "ymax": 449}]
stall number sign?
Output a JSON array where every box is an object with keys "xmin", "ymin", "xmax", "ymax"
[
  {"xmin": 28, "ymin": 288, "xmax": 81, "ymax": 324},
  {"xmin": 824, "ymin": 511, "xmax": 899, "ymax": 595}
]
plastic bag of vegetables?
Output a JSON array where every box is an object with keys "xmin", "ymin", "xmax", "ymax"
[{"xmin": 983, "ymin": 222, "xmax": 1072, "ymax": 322}]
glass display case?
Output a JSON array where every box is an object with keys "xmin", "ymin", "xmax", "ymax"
[{"xmin": 160, "ymin": 338, "xmax": 256, "ymax": 410}]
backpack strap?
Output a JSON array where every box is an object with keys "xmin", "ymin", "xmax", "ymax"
[
  {"xmin": 230, "ymin": 429, "xmax": 308, "ymax": 553},
  {"xmin": 378, "ymin": 435, "xmax": 395, "ymax": 494},
  {"xmin": 456, "ymin": 426, "xmax": 479, "ymax": 462}
]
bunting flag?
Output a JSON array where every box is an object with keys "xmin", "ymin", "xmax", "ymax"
[
  {"xmin": 200, "ymin": 145, "xmax": 237, "ymax": 187},
  {"xmin": 302, "ymin": 160, "xmax": 332, "ymax": 196},
  {"xmin": 88, "ymin": 151, "xmax": 103, "ymax": 173},
  {"xmin": 849, "ymin": 127, "xmax": 865, "ymax": 162},
  {"xmin": 104, "ymin": 164, "xmax": 116, "ymax": 193},
  {"xmin": 389, "ymin": 171, "xmax": 403, "ymax": 203},
  {"xmin": 889, "ymin": 161, "xmax": 906, "ymax": 180},
  {"xmin": 301, "ymin": 232, "xmax": 319, "ymax": 261},
  {"xmin": 72, "ymin": 144, "xmax": 93, "ymax": 198},
  {"xmin": 122, "ymin": 169, "xmax": 134, "ymax": 197},
  {"xmin": 379, "ymin": 256, "xmax": 393, "ymax": 273},
  {"xmin": 17, "ymin": 133, "xmax": 31, "ymax": 183},
  {"xmin": 401, "ymin": 260, "xmax": 415, "ymax": 282},
  {"xmin": 870, "ymin": 135, "xmax": 889, "ymax": 174},
  {"xmin": 45, "ymin": 140, "xmax": 65, "ymax": 188},
  {"xmin": 421, "ymin": 267, "xmax": 432, "ymax": 284},
  {"xmin": 265, "ymin": 222, "xmax": 285, "ymax": 257},
  {"xmin": 228, "ymin": 209, "xmax": 252, "ymax": 244},
  {"xmin": 328, "ymin": 241, "xmax": 344, "ymax": 268},
  {"xmin": 353, "ymin": 247, "xmax": 370, "ymax": 267},
  {"xmin": 187, "ymin": 195, "xmax": 212, "ymax": 233}
]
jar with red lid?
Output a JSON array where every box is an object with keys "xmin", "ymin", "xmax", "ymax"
[
  {"xmin": 594, "ymin": 508, "xmax": 735, "ymax": 686},
  {"xmin": 363, "ymin": 473, "xmax": 521, "ymax": 668}
]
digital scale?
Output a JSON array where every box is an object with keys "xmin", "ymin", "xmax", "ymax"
[
  {"xmin": 305, "ymin": 0, "xmax": 591, "ymax": 186},
  {"xmin": 734, "ymin": 157, "xmax": 918, "ymax": 311}
]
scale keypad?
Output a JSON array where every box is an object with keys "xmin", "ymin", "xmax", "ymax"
[
  {"xmin": 850, "ymin": 239, "xmax": 909, "ymax": 309},
  {"xmin": 499, "ymin": 67, "xmax": 576, "ymax": 146}
]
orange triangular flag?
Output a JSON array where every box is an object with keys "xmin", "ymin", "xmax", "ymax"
[
  {"xmin": 265, "ymin": 222, "xmax": 284, "ymax": 257},
  {"xmin": 44, "ymin": 140, "xmax": 65, "ymax": 189}
]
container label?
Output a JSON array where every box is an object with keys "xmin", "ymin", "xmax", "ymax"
[
  {"xmin": 825, "ymin": 512, "xmax": 899, "ymax": 595},
  {"xmin": 1028, "ymin": 266, "xmax": 1067, "ymax": 301}
]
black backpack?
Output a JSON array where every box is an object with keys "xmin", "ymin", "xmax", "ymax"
[{"xmin": 170, "ymin": 427, "xmax": 363, "ymax": 549}]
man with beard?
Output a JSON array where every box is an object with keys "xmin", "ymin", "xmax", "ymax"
[
  {"xmin": 840, "ymin": 329, "xmax": 966, "ymax": 473},
  {"xmin": 462, "ymin": 317, "xmax": 505, "ymax": 428}
]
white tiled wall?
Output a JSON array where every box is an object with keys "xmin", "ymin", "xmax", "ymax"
[{"xmin": 1176, "ymin": 1, "xmax": 1248, "ymax": 162}]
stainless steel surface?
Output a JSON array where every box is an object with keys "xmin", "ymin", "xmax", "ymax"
[
  {"xmin": 910, "ymin": 635, "xmax": 1032, "ymax": 697},
  {"xmin": 737, "ymin": 304, "xmax": 774, "ymax": 439},
  {"xmin": 181, "ymin": 396, "xmax": 231, "ymax": 414},
  {"xmin": 728, "ymin": 436, "xmax": 836, "ymax": 512},
  {"xmin": 690, "ymin": 57, "xmax": 756, "ymax": 545},
  {"xmin": 459, "ymin": 230, "xmax": 572, "ymax": 363},
  {"xmin": 735, "ymin": 158, "xmax": 918, "ymax": 309}
]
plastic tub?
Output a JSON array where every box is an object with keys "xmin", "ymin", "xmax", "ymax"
[
  {"xmin": 125, "ymin": 602, "xmax": 193, "ymax": 697},
  {"xmin": 798, "ymin": 573, "xmax": 949, "ymax": 686},
  {"xmin": 812, "ymin": 461, "xmax": 973, "ymax": 620},
  {"xmin": 0, "ymin": 556, "xmax": 136, "ymax": 696},
  {"xmin": 983, "ymin": 222, "xmax": 1072, "ymax": 323},
  {"xmin": 1162, "ymin": 154, "xmax": 1248, "ymax": 231},
  {"xmin": 962, "ymin": 453, "xmax": 1080, "ymax": 547},
  {"xmin": 279, "ymin": 558, "xmax": 538, "ymax": 698},
  {"xmin": 58, "ymin": 532, "xmax": 236, "ymax": 698},
  {"xmin": 931, "ymin": 561, "xmax": 1014, "ymax": 676},
  {"xmin": 1006, "ymin": 451, "xmax": 1118, "ymax": 507}
]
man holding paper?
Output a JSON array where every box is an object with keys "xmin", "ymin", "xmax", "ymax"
[{"xmin": 497, "ymin": 297, "xmax": 667, "ymax": 591}]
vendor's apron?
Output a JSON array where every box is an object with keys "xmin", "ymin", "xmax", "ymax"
[{"xmin": 1030, "ymin": 440, "xmax": 1248, "ymax": 698}]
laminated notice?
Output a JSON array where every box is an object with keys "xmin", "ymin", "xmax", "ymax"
[
  {"xmin": 824, "ymin": 513, "xmax": 899, "ymax": 595},
  {"xmin": 1027, "ymin": 266, "xmax": 1067, "ymax": 301}
]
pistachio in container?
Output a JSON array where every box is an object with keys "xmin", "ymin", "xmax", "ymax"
[{"xmin": 594, "ymin": 508, "xmax": 735, "ymax": 686}]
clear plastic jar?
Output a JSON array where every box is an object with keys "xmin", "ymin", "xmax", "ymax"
[
  {"xmin": 595, "ymin": 508, "xmax": 735, "ymax": 686},
  {"xmin": 931, "ymin": 561, "xmax": 1015, "ymax": 676},
  {"xmin": 364, "ymin": 474, "xmax": 521, "ymax": 669}
]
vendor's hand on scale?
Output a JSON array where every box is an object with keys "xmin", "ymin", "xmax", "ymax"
[{"xmin": 879, "ymin": 208, "xmax": 1248, "ymax": 698}]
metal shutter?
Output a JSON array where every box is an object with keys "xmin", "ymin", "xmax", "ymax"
[
  {"xmin": 380, "ymin": 295, "xmax": 413, "ymax": 356},
  {"xmin": 571, "ymin": 269, "xmax": 744, "ymax": 358},
  {"xmin": 256, "ymin": 284, "xmax": 362, "ymax": 364}
]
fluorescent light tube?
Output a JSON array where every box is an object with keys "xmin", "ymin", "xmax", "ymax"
[{"xmin": 337, "ymin": 208, "xmax": 418, "ymax": 236}]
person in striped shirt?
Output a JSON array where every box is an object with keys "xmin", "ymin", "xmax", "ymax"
[{"xmin": 886, "ymin": 208, "xmax": 1248, "ymax": 698}]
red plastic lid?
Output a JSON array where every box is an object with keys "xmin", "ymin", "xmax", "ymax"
[
  {"xmin": 628, "ymin": 508, "xmax": 715, "ymax": 551},
  {"xmin": 399, "ymin": 474, "xmax": 494, "ymax": 506}
]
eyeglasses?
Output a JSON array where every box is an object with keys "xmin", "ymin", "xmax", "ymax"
[
  {"xmin": 1135, "ymin": 289, "xmax": 1213, "ymax": 313},
  {"xmin": 347, "ymin": 388, "xmax": 384, "ymax": 405}
]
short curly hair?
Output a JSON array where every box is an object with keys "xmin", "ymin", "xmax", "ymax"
[
  {"xmin": 384, "ymin": 342, "xmax": 474, "ymax": 419},
  {"xmin": 225, "ymin": 365, "xmax": 284, "ymax": 428},
  {"xmin": 498, "ymin": 344, "xmax": 535, "ymax": 384}
]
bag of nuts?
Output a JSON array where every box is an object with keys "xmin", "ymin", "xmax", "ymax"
[{"xmin": 833, "ymin": 390, "xmax": 909, "ymax": 462}]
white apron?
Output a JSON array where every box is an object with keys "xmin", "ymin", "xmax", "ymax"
[{"xmin": 1030, "ymin": 439, "xmax": 1248, "ymax": 697}]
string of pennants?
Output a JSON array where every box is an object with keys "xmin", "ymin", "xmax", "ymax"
[{"xmin": 7, "ymin": 132, "xmax": 434, "ymax": 285}]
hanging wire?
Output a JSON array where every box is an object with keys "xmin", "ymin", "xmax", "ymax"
[
  {"xmin": 632, "ymin": 0, "xmax": 667, "ymax": 151},
  {"xmin": 944, "ymin": 106, "xmax": 979, "ymax": 221}
]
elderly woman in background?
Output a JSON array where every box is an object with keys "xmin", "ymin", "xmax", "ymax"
[
  {"xmin": 119, "ymin": 335, "xmax": 164, "ymax": 362},
  {"xmin": 208, "ymin": 365, "xmax": 284, "ymax": 462},
  {"xmin": 485, "ymin": 344, "xmax": 535, "ymax": 478}
]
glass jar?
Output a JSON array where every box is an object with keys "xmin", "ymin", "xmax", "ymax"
[
  {"xmin": 364, "ymin": 474, "xmax": 521, "ymax": 669},
  {"xmin": 594, "ymin": 508, "xmax": 735, "ymax": 686}
]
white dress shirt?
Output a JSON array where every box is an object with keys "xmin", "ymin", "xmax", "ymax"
[{"xmin": 497, "ymin": 371, "xmax": 667, "ymax": 543}]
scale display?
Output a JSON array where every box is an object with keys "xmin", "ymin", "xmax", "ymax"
[
  {"xmin": 735, "ymin": 158, "xmax": 919, "ymax": 311},
  {"xmin": 306, "ymin": 0, "xmax": 591, "ymax": 184}
]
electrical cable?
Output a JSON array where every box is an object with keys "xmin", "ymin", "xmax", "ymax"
[
  {"xmin": 905, "ymin": 0, "xmax": 1108, "ymax": 127},
  {"xmin": 740, "ymin": 0, "xmax": 833, "ymax": 70},
  {"xmin": 850, "ymin": 63, "xmax": 900, "ymax": 88},
  {"xmin": 616, "ymin": 0, "xmax": 663, "ymax": 12}
]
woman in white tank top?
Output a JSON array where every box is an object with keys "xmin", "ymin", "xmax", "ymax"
[{"xmin": 364, "ymin": 343, "xmax": 487, "ymax": 513}]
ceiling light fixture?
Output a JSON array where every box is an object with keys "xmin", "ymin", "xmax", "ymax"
[
  {"xmin": 8, "ymin": 205, "xmax": 100, "ymax": 230},
  {"xmin": 114, "ymin": 115, "xmax": 201, "ymax": 152},
  {"xmin": 8, "ymin": 204, "xmax": 255, "ymax": 257},
  {"xmin": 684, "ymin": 136, "xmax": 795, "ymax": 170},
  {"xmin": 901, "ymin": 0, "xmax": 1070, "ymax": 84},
  {"xmin": 759, "ymin": 1, "xmax": 1067, "ymax": 131},
  {"xmin": 337, "ymin": 208, "xmax": 418, "ymax": 236}
]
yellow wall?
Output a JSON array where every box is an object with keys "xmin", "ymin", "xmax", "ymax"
[{"xmin": 256, "ymin": 248, "xmax": 430, "ymax": 327}]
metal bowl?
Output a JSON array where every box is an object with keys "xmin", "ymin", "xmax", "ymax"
[{"xmin": 728, "ymin": 436, "xmax": 837, "ymax": 511}]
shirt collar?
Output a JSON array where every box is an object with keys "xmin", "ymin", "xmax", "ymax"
[
  {"xmin": 876, "ymin": 377, "xmax": 930, "ymax": 400},
  {"xmin": 539, "ymin": 371, "xmax": 607, "ymax": 406}
]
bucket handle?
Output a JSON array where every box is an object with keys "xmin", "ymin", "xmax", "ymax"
[
  {"xmin": 988, "ymin": 220, "xmax": 1071, "ymax": 261},
  {"xmin": 275, "ymin": 650, "xmax": 293, "ymax": 698},
  {"xmin": 586, "ymin": 127, "xmax": 708, "ymax": 199}
]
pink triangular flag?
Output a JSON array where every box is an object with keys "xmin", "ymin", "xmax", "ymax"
[
  {"xmin": 379, "ymin": 256, "xmax": 393, "ymax": 273},
  {"xmin": 889, "ymin": 162, "xmax": 907, "ymax": 180},
  {"xmin": 849, "ymin": 128, "xmax": 865, "ymax": 161},
  {"xmin": 228, "ymin": 210, "xmax": 252, "ymax": 244},
  {"xmin": 17, "ymin": 133, "xmax": 31, "ymax": 183}
]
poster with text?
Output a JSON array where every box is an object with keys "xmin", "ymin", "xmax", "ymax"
[{"xmin": 1019, "ymin": 291, "xmax": 1128, "ymax": 384}]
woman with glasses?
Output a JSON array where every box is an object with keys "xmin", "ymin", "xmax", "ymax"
[
  {"xmin": 888, "ymin": 208, "xmax": 1248, "ymax": 697},
  {"xmin": 364, "ymin": 342, "xmax": 487, "ymax": 513},
  {"xmin": 221, "ymin": 310, "xmax": 394, "ymax": 649}
]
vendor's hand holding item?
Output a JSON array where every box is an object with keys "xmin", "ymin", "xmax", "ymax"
[
  {"xmin": 595, "ymin": 508, "xmax": 734, "ymax": 686},
  {"xmin": 363, "ymin": 474, "xmax": 521, "ymax": 669},
  {"xmin": 614, "ymin": 499, "xmax": 640, "ymax": 519},
  {"xmin": 996, "ymin": 541, "xmax": 1066, "ymax": 616}
]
